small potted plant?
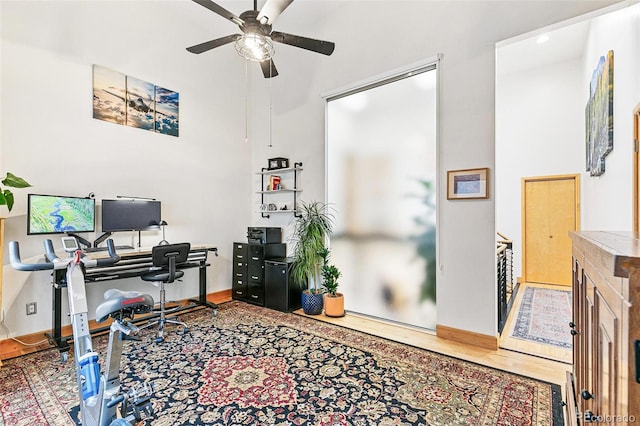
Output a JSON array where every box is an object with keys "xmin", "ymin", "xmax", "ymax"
[
  {"xmin": 319, "ymin": 247, "xmax": 344, "ymax": 317},
  {"xmin": 1, "ymin": 172, "xmax": 31, "ymax": 213},
  {"xmin": 290, "ymin": 201, "xmax": 334, "ymax": 315}
]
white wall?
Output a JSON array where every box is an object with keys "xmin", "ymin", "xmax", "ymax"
[
  {"xmin": 0, "ymin": 0, "xmax": 253, "ymax": 336},
  {"xmin": 1, "ymin": 0, "xmax": 623, "ymax": 339},
  {"xmin": 249, "ymin": 0, "xmax": 623, "ymax": 337},
  {"xmin": 496, "ymin": 3, "xmax": 640, "ymax": 284},
  {"xmin": 496, "ymin": 58, "xmax": 586, "ymax": 280},
  {"xmin": 581, "ymin": 4, "xmax": 640, "ymax": 230}
]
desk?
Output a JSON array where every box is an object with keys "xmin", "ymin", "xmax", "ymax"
[{"xmin": 48, "ymin": 244, "xmax": 217, "ymax": 353}]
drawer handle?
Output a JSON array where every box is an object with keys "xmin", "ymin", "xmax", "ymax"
[
  {"xmin": 236, "ymin": 255, "xmax": 243, "ymax": 258},
  {"xmin": 236, "ymin": 273, "xmax": 242, "ymax": 276},
  {"xmin": 251, "ymin": 257, "xmax": 259, "ymax": 261},
  {"xmin": 251, "ymin": 276, "xmax": 259, "ymax": 280},
  {"xmin": 581, "ymin": 389, "xmax": 594, "ymax": 400},
  {"xmin": 571, "ymin": 329, "xmax": 578, "ymax": 336},
  {"xmin": 251, "ymin": 295, "xmax": 259, "ymax": 299},
  {"xmin": 235, "ymin": 290, "xmax": 244, "ymax": 295}
]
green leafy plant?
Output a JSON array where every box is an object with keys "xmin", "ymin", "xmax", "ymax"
[
  {"xmin": 290, "ymin": 201, "xmax": 334, "ymax": 294},
  {"xmin": 0, "ymin": 172, "xmax": 31, "ymax": 212},
  {"xmin": 319, "ymin": 247, "xmax": 341, "ymax": 297}
]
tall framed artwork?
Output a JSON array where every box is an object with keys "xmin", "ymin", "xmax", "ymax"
[{"xmin": 585, "ymin": 50, "xmax": 614, "ymax": 176}]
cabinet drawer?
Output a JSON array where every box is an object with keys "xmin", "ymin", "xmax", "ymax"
[
  {"xmin": 248, "ymin": 282, "xmax": 264, "ymax": 305},
  {"xmin": 233, "ymin": 268, "xmax": 247, "ymax": 280},
  {"xmin": 232, "ymin": 279, "xmax": 248, "ymax": 299},
  {"xmin": 249, "ymin": 245, "xmax": 264, "ymax": 263},
  {"xmin": 233, "ymin": 242, "xmax": 248, "ymax": 261},
  {"xmin": 248, "ymin": 262, "xmax": 264, "ymax": 282}
]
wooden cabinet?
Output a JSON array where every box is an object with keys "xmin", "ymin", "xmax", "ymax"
[{"xmin": 568, "ymin": 231, "xmax": 640, "ymax": 425}]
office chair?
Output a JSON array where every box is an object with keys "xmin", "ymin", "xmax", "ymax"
[{"xmin": 139, "ymin": 242, "xmax": 190, "ymax": 342}]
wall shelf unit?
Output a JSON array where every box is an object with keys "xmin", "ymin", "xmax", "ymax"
[{"xmin": 258, "ymin": 162, "xmax": 302, "ymax": 218}]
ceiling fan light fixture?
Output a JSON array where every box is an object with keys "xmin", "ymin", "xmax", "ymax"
[{"xmin": 235, "ymin": 32, "xmax": 274, "ymax": 62}]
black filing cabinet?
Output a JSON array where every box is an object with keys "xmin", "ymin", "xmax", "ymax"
[
  {"xmin": 265, "ymin": 258, "xmax": 302, "ymax": 312},
  {"xmin": 232, "ymin": 242, "xmax": 248, "ymax": 300},
  {"xmin": 233, "ymin": 241, "xmax": 286, "ymax": 306}
]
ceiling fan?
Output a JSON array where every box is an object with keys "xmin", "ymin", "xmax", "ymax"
[{"xmin": 186, "ymin": 0, "xmax": 335, "ymax": 78}]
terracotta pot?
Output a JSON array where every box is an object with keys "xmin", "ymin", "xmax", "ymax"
[{"xmin": 324, "ymin": 293, "xmax": 345, "ymax": 317}]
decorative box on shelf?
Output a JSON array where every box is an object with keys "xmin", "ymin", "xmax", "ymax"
[{"xmin": 268, "ymin": 157, "xmax": 289, "ymax": 170}]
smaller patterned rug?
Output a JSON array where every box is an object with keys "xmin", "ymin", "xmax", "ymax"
[{"xmin": 511, "ymin": 286, "xmax": 572, "ymax": 349}]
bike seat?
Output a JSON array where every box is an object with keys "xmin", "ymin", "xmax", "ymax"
[{"xmin": 96, "ymin": 289, "xmax": 155, "ymax": 323}]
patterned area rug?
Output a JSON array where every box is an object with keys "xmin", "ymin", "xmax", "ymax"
[
  {"xmin": 1, "ymin": 301, "xmax": 562, "ymax": 425},
  {"xmin": 511, "ymin": 286, "xmax": 572, "ymax": 349}
]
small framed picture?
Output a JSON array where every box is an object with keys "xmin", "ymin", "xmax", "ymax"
[
  {"xmin": 447, "ymin": 168, "xmax": 489, "ymax": 200},
  {"xmin": 268, "ymin": 157, "xmax": 289, "ymax": 170}
]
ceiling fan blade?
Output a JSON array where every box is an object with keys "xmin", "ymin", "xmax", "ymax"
[
  {"xmin": 259, "ymin": 59, "xmax": 279, "ymax": 78},
  {"xmin": 186, "ymin": 34, "xmax": 242, "ymax": 54},
  {"xmin": 257, "ymin": 0, "xmax": 294, "ymax": 25},
  {"xmin": 270, "ymin": 31, "xmax": 335, "ymax": 56},
  {"xmin": 191, "ymin": 0, "xmax": 244, "ymax": 25}
]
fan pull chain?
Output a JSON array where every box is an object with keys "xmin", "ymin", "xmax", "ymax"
[
  {"xmin": 245, "ymin": 60, "xmax": 249, "ymax": 143},
  {"xmin": 268, "ymin": 59, "xmax": 273, "ymax": 148}
]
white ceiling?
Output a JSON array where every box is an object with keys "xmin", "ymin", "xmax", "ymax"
[{"xmin": 497, "ymin": 19, "xmax": 590, "ymax": 77}]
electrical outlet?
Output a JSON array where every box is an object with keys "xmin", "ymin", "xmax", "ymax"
[{"xmin": 26, "ymin": 302, "xmax": 37, "ymax": 316}]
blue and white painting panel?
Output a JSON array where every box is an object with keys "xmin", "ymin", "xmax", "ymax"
[
  {"xmin": 126, "ymin": 76, "xmax": 155, "ymax": 131},
  {"xmin": 155, "ymin": 86, "xmax": 179, "ymax": 137},
  {"xmin": 93, "ymin": 65, "xmax": 126, "ymax": 125}
]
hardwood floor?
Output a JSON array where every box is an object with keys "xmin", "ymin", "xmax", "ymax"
[
  {"xmin": 295, "ymin": 306, "xmax": 571, "ymax": 386},
  {"xmin": 499, "ymin": 282, "xmax": 572, "ymax": 364}
]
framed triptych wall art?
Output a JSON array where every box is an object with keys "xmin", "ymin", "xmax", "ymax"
[{"xmin": 92, "ymin": 65, "xmax": 179, "ymax": 137}]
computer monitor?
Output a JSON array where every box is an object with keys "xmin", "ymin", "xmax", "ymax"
[
  {"xmin": 27, "ymin": 194, "xmax": 95, "ymax": 235},
  {"xmin": 101, "ymin": 199, "xmax": 161, "ymax": 232}
]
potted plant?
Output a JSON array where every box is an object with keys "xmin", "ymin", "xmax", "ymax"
[
  {"xmin": 1, "ymin": 172, "xmax": 31, "ymax": 213},
  {"xmin": 319, "ymin": 247, "xmax": 344, "ymax": 317},
  {"xmin": 290, "ymin": 201, "xmax": 334, "ymax": 315}
]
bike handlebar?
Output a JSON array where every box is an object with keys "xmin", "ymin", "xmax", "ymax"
[{"xmin": 10, "ymin": 238, "xmax": 121, "ymax": 271}]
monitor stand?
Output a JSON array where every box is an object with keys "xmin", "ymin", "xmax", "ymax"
[
  {"xmin": 67, "ymin": 233, "xmax": 91, "ymax": 249},
  {"xmin": 93, "ymin": 232, "xmax": 113, "ymax": 248}
]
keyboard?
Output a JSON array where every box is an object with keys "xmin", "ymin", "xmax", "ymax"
[{"xmin": 84, "ymin": 245, "xmax": 134, "ymax": 253}]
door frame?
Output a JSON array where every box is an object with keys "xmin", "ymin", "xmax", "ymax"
[
  {"xmin": 632, "ymin": 103, "xmax": 640, "ymax": 233},
  {"xmin": 521, "ymin": 173, "xmax": 581, "ymax": 284}
]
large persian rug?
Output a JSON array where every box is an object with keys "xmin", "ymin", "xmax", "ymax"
[
  {"xmin": 511, "ymin": 286, "xmax": 572, "ymax": 349},
  {"xmin": 1, "ymin": 301, "xmax": 563, "ymax": 425}
]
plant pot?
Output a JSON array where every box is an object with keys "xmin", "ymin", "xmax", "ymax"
[
  {"xmin": 301, "ymin": 290, "xmax": 324, "ymax": 315},
  {"xmin": 324, "ymin": 293, "xmax": 345, "ymax": 317}
]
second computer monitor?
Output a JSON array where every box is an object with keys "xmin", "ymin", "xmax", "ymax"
[{"xmin": 101, "ymin": 199, "xmax": 161, "ymax": 232}]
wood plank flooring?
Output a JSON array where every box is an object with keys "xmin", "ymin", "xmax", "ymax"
[
  {"xmin": 295, "ymin": 306, "xmax": 570, "ymax": 386},
  {"xmin": 499, "ymin": 282, "xmax": 572, "ymax": 364}
]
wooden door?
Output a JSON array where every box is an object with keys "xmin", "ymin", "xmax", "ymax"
[{"xmin": 522, "ymin": 174, "xmax": 580, "ymax": 286}]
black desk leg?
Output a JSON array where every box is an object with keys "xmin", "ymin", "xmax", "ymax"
[
  {"xmin": 46, "ymin": 273, "xmax": 69, "ymax": 356},
  {"xmin": 196, "ymin": 260, "xmax": 217, "ymax": 316}
]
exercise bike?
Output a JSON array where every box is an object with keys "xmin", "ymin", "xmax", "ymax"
[{"xmin": 10, "ymin": 236, "xmax": 155, "ymax": 426}]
